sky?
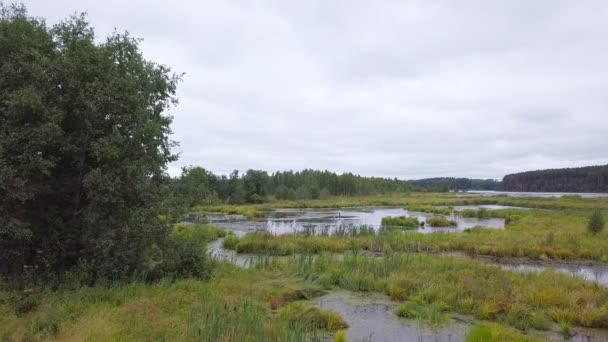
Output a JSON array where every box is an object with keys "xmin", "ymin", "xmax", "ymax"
[{"xmin": 22, "ymin": 1, "xmax": 608, "ymax": 180}]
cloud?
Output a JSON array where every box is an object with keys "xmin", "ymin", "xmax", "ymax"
[{"xmin": 22, "ymin": 0, "xmax": 608, "ymax": 179}]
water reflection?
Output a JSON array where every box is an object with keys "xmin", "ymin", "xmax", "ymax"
[
  {"xmin": 316, "ymin": 292, "xmax": 468, "ymax": 342},
  {"xmin": 210, "ymin": 207, "xmax": 506, "ymax": 235},
  {"xmin": 496, "ymin": 261, "xmax": 608, "ymax": 287}
]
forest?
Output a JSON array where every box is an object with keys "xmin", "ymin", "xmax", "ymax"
[
  {"xmin": 502, "ymin": 165, "xmax": 608, "ymax": 193},
  {"xmin": 166, "ymin": 167, "xmax": 502, "ymax": 212}
]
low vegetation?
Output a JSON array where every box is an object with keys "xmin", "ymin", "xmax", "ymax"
[
  {"xmin": 381, "ymin": 216, "xmax": 422, "ymax": 229},
  {"xmin": 0, "ymin": 265, "xmax": 341, "ymax": 341},
  {"xmin": 406, "ymin": 205, "xmax": 453, "ymax": 215},
  {"xmin": 287, "ymin": 253, "xmax": 608, "ymax": 331},
  {"xmin": 458, "ymin": 208, "xmax": 492, "ymax": 219},
  {"xmin": 588, "ymin": 211, "xmax": 605, "ymax": 234},
  {"xmin": 465, "ymin": 323, "xmax": 546, "ymax": 342},
  {"xmin": 222, "ymin": 208, "xmax": 608, "ymax": 262},
  {"xmin": 426, "ymin": 216, "xmax": 457, "ymax": 227}
]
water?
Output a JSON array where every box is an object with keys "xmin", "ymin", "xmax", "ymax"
[
  {"xmin": 316, "ymin": 292, "xmax": 469, "ymax": 342},
  {"xmin": 209, "ymin": 207, "xmax": 506, "ymax": 235},
  {"xmin": 482, "ymin": 257, "xmax": 608, "ymax": 287},
  {"xmin": 207, "ymin": 236, "xmax": 257, "ymax": 268},
  {"xmin": 467, "ymin": 190, "xmax": 608, "ymax": 198}
]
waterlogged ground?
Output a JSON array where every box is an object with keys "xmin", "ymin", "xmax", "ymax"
[
  {"xmin": 471, "ymin": 255, "xmax": 608, "ymax": 287},
  {"xmin": 206, "ymin": 206, "xmax": 510, "ymax": 235},
  {"xmin": 317, "ymin": 292, "xmax": 469, "ymax": 342}
]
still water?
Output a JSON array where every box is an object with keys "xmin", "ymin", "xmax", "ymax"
[{"xmin": 208, "ymin": 206, "xmax": 507, "ymax": 235}]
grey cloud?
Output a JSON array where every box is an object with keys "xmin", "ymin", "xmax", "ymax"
[{"xmin": 22, "ymin": 0, "xmax": 608, "ymax": 179}]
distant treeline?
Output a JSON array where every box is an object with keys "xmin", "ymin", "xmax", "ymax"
[
  {"xmin": 502, "ymin": 165, "xmax": 608, "ymax": 193},
  {"xmin": 168, "ymin": 167, "xmax": 501, "ymax": 209},
  {"xmin": 409, "ymin": 178, "xmax": 501, "ymax": 192}
]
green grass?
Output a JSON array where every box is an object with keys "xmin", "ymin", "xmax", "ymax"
[
  {"xmin": 458, "ymin": 208, "xmax": 492, "ymax": 219},
  {"xmin": 426, "ymin": 216, "xmax": 457, "ymax": 227},
  {"xmin": 406, "ymin": 205, "xmax": 453, "ymax": 215},
  {"xmin": 222, "ymin": 232, "xmax": 240, "ymax": 250},
  {"xmin": 278, "ymin": 301, "xmax": 348, "ymax": 331},
  {"xmin": 465, "ymin": 323, "xmax": 546, "ymax": 342},
  {"xmin": 0, "ymin": 266, "xmax": 336, "ymax": 341},
  {"xmin": 193, "ymin": 192, "xmax": 608, "ymax": 217},
  {"xmin": 284, "ymin": 252, "xmax": 608, "ymax": 330},
  {"xmin": 381, "ymin": 216, "xmax": 422, "ymax": 229}
]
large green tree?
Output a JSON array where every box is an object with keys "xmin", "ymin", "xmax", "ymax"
[{"xmin": 0, "ymin": 5, "xmax": 180, "ymax": 283}]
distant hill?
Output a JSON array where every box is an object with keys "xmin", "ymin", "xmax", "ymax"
[{"xmin": 502, "ymin": 165, "xmax": 608, "ymax": 193}]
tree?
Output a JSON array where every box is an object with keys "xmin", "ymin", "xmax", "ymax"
[
  {"xmin": 588, "ymin": 211, "xmax": 605, "ymax": 235},
  {"xmin": 0, "ymin": 5, "xmax": 180, "ymax": 283}
]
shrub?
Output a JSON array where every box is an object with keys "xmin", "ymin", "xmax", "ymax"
[{"xmin": 588, "ymin": 211, "xmax": 605, "ymax": 234}]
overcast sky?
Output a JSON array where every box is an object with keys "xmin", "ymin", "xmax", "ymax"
[{"xmin": 22, "ymin": 1, "xmax": 608, "ymax": 179}]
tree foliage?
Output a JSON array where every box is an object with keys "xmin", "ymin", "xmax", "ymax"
[
  {"xmin": 502, "ymin": 165, "xmax": 608, "ymax": 193},
  {"xmin": 0, "ymin": 5, "xmax": 180, "ymax": 283}
]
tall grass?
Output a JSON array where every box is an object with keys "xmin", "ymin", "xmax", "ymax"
[
  {"xmin": 285, "ymin": 252, "xmax": 608, "ymax": 330},
  {"xmin": 381, "ymin": 216, "xmax": 422, "ymax": 229},
  {"xmin": 0, "ymin": 266, "xmax": 338, "ymax": 341}
]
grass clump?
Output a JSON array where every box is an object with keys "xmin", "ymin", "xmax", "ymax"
[
  {"xmin": 381, "ymin": 216, "xmax": 421, "ymax": 229},
  {"xmin": 588, "ymin": 211, "xmax": 605, "ymax": 234},
  {"xmin": 426, "ymin": 216, "xmax": 457, "ymax": 227},
  {"xmin": 458, "ymin": 208, "xmax": 491, "ymax": 219},
  {"xmin": 406, "ymin": 205, "xmax": 452, "ymax": 215},
  {"xmin": 278, "ymin": 301, "xmax": 348, "ymax": 331},
  {"xmin": 333, "ymin": 329, "xmax": 347, "ymax": 342},
  {"xmin": 222, "ymin": 232, "xmax": 240, "ymax": 250},
  {"xmin": 395, "ymin": 301, "xmax": 449, "ymax": 326},
  {"xmin": 465, "ymin": 323, "xmax": 545, "ymax": 342}
]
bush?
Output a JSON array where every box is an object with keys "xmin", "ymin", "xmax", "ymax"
[
  {"xmin": 588, "ymin": 211, "xmax": 605, "ymax": 234},
  {"xmin": 146, "ymin": 224, "xmax": 223, "ymax": 280}
]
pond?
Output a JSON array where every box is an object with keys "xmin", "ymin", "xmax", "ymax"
[
  {"xmin": 207, "ymin": 207, "xmax": 507, "ymax": 235},
  {"xmin": 316, "ymin": 292, "xmax": 469, "ymax": 342}
]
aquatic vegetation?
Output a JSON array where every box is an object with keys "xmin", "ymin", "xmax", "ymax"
[
  {"xmin": 406, "ymin": 205, "xmax": 453, "ymax": 215},
  {"xmin": 426, "ymin": 216, "xmax": 457, "ymax": 227},
  {"xmin": 333, "ymin": 329, "xmax": 347, "ymax": 342},
  {"xmin": 458, "ymin": 208, "xmax": 491, "ymax": 219},
  {"xmin": 465, "ymin": 323, "xmax": 545, "ymax": 342},
  {"xmin": 395, "ymin": 301, "xmax": 449, "ymax": 326},
  {"xmin": 381, "ymin": 216, "xmax": 421, "ymax": 229},
  {"xmin": 278, "ymin": 301, "xmax": 348, "ymax": 331},
  {"xmin": 222, "ymin": 232, "xmax": 240, "ymax": 250},
  {"xmin": 286, "ymin": 253, "xmax": 608, "ymax": 330}
]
